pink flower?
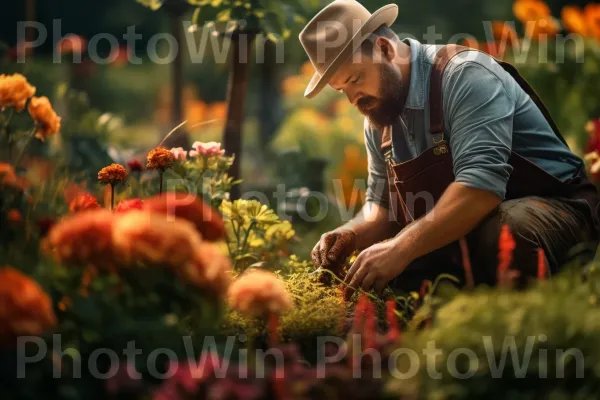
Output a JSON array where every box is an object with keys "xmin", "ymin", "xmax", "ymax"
[
  {"xmin": 170, "ymin": 147, "xmax": 188, "ymax": 161},
  {"xmin": 189, "ymin": 141, "xmax": 225, "ymax": 157},
  {"xmin": 115, "ymin": 198, "xmax": 144, "ymax": 213}
]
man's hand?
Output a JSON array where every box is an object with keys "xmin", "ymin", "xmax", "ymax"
[
  {"xmin": 343, "ymin": 237, "xmax": 410, "ymax": 298},
  {"xmin": 311, "ymin": 229, "xmax": 357, "ymax": 273}
]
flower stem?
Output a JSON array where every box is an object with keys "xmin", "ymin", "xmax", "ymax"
[
  {"xmin": 159, "ymin": 171, "xmax": 164, "ymax": 195},
  {"xmin": 13, "ymin": 126, "xmax": 37, "ymax": 168},
  {"xmin": 110, "ymin": 184, "xmax": 115, "ymax": 210}
]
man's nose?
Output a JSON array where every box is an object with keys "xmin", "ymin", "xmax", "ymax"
[{"xmin": 346, "ymin": 90, "xmax": 363, "ymax": 106}]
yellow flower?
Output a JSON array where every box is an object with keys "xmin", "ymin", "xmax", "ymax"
[
  {"xmin": 146, "ymin": 147, "xmax": 174, "ymax": 171},
  {"xmin": 265, "ymin": 220, "xmax": 295, "ymax": 242},
  {"xmin": 98, "ymin": 163, "xmax": 128, "ymax": 185},
  {"xmin": 221, "ymin": 199, "xmax": 279, "ymax": 227},
  {"xmin": 0, "ymin": 73, "xmax": 36, "ymax": 112},
  {"xmin": 28, "ymin": 96, "xmax": 61, "ymax": 141}
]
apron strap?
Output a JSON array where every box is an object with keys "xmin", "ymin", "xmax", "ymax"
[{"xmin": 429, "ymin": 44, "xmax": 569, "ymax": 148}]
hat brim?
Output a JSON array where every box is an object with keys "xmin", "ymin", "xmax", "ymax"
[{"xmin": 304, "ymin": 4, "xmax": 399, "ymax": 99}]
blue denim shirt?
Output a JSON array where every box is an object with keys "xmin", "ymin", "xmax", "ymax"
[{"xmin": 365, "ymin": 38, "xmax": 583, "ymax": 207}]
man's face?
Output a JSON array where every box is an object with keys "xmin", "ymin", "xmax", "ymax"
[{"xmin": 329, "ymin": 52, "xmax": 405, "ymax": 130}]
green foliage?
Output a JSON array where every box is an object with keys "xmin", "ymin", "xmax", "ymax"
[{"xmin": 391, "ymin": 263, "xmax": 600, "ymax": 399}]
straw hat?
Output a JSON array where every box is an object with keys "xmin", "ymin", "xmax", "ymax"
[{"xmin": 299, "ymin": 0, "xmax": 398, "ymax": 99}]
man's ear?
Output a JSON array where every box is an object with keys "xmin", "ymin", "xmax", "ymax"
[{"xmin": 375, "ymin": 37, "xmax": 396, "ymax": 62}]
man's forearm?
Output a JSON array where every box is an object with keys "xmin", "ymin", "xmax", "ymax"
[
  {"xmin": 343, "ymin": 202, "xmax": 400, "ymax": 250},
  {"xmin": 397, "ymin": 182, "xmax": 501, "ymax": 263}
]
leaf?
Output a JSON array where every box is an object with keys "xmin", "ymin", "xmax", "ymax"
[{"xmin": 217, "ymin": 8, "xmax": 232, "ymax": 22}]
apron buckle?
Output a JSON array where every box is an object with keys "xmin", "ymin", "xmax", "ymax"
[{"xmin": 433, "ymin": 144, "xmax": 449, "ymax": 156}]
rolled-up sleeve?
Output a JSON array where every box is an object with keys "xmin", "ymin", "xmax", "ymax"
[
  {"xmin": 444, "ymin": 62, "xmax": 515, "ymax": 200},
  {"xmin": 364, "ymin": 120, "xmax": 390, "ymax": 208}
]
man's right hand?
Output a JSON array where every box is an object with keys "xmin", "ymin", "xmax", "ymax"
[{"xmin": 311, "ymin": 228, "xmax": 357, "ymax": 272}]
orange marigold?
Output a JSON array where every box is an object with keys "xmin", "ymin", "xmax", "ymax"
[
  {"xmin": 69, "ymin": 193, "xmax": 100, "ymax": 213},
  {"xmin": 112, "ymin": 210, "xmax": 203, "ymax": 267},
  {"xmin": 0, "ymin": 267, "xmax": 56, "ymax": 344},
  {"xmin": 562, "ymin": 6, "xmax": 588, "ymax": 36},
  {"xmin": 524, "ymin": 17, "xmax": 559, "ymax": 40},
  {"xmin": 227, "ymin": 269, "xmax": 292, "ymax": 317},
  {"xmin": 46, "ymin": 209, "xmax": 117, "ymax": 269},
  {"xmin": 143, "ymin": 193, "xmax": 225, "ymax": 241},
  {"xmin": 513, "ymin": 0, "xmax": 551, "ymax": 24},
  {"xmin": 28, "ymin": 96, "xmax": 61, "ymax": 141},
  {"xmin": 585, "ymin": 4, "xmax": 600, "ymax": 41},
  {"xmin": 0, "ymin": 73, "xmax": 36, "ymax": 112},
  {"xmin": 146, "ymin": 147, "xmax": 174, "ymax": 171},
  {"xmin": 98, "ymin": 163, "xmax": 128, "ymax": 185},
  {"xmin": 182, "ymin": 243, "xmax": 232, "ymax": 295}
]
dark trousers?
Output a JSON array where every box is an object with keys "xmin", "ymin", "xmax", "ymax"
[{"xmin": 390, "ymin": 196, "xmax": 598, "ymax": 293}]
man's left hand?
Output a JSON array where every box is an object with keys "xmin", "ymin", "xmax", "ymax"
[{"xmin": 343, "ymin": 237, "xmax": 410, "ymax": 299}]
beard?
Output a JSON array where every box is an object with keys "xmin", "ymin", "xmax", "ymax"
[{"xmin": 357, "ymin": 63, "xmax": 405, "ymax": 131}]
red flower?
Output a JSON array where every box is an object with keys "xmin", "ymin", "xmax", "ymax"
[
  {"xmin": 143, "ymin": 193, "xmax": 225, "ymax": 241},
  {"xmin": 7, "ymin": 209, "xmax": 22, "ymax": 223},
  {"xmin": 69, "ymin": 193, "xmax": 100, "ymax": 213},
  {"xmin": 0, "ymin": 267, "xmax": 56, "ymax": 345},
  {"xmin": 459, "ymin": 238, "xmax": 474, "ymax": 289},
  {"xmin": 363, "ymin": 298, "xmax": 376, "ymax": 350},
  {"xmin": 115, "ymin": 198, "xmax": 143, "ymax": 213},
  {"xmin": 127, "ymin": 160, "xmax": 143, "ymax": 172},
  {"xmin": 386, "ymin": 299, "xmax": 400, "ymax": 342},
  {"xmin": 586, "ymin": 119, "xmax": 600, "ymax": 154},
  {"xmin": 498, "ymin": 224, "xmax": 516, "ymax": 273}
]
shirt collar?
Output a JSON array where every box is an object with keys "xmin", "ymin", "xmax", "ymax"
[{"xmin": 402, "ymin": 38, "xmax": 426, "ymax": 110}]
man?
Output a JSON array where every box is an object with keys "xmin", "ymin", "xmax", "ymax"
[{"xmin": 299, "ymin": 0, "xmax": 600, "ymax": 294}]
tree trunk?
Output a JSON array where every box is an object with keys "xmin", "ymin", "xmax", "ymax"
[
  {"xmin": 223, "ymin": 32, "xmax": 256, "ymax": 200},
  {"xmin": 164, "ymin": 12, "xmax": 190, "ymax": 149},
  {"xmin": 258, "ymin": 40, "xmax": 284, "ymax": 148}
]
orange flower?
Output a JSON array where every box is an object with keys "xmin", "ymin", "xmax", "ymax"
[
  {"xmin": 69, "ymin": 193, "xmax": 100, "ymax": 213},
  {"xmin": 143, "ymin": 193, "xmax": 225, "ymax": 241},
  {"xmin": 146, "ymin": 147, "xmax": 174, "ymax": 171},
  {"xmin": 585, "ymin": 4, "xmax": 600, "ymax": 41},
  {"xmin": 46, "ymin": 209, "xmax": 117, "ymax": 269},
  {"xmin": 115, "ymin": 198, "xmax": 143, "ymax": 213},
  {"xmin": 385, "ymin": 299, "xmax": 400, "ymax": 342},
  {"xmin": 0, "ymin": 267, "xmax": 56, "ymax": 344},
  {"xmin": 513, "ymin": 0, "xmax": 551, "ymax": 24},
  {"xmin": 562, "ymin": 6, "xmax": 588, "ymax": 36},
  {"xmin": 227, "ymin": 269, "xmax": 292, "ymax": 317},
  {"xmin": 98, "ymin": 163, "xmax": 128, "ymax": 185},
  {"xmin": 0, "ymin": 162, "xmax": 28, "ymax": 190},
  {"xmin": 0, "ymin": 73, "xmax": 36, "ymax": 112},
  {"xmin": 111, "ymin": 210, "xmax": 203, "ymax": 267},
  {"xmin": 491, "ymin": 21, "xmax": 519, "ymax": 45},
  {"xmin": 524, "ymin": 18, "xmax": 559, "ymax": 40},
  {"xmin": 28, "ymin": 96, "xmax": 61, "ymax": 141},
  {"xmin": 7, "ymin": 209, "xmax": 23, "ymax": 223},
  {"xmin": 183, "ymin": 243, "xmax": 232, "ymax": 295}
]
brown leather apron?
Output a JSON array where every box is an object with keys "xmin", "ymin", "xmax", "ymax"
[{"xmin": 382, "ymin": 44, "xmax": 600, "ymax": 231}]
